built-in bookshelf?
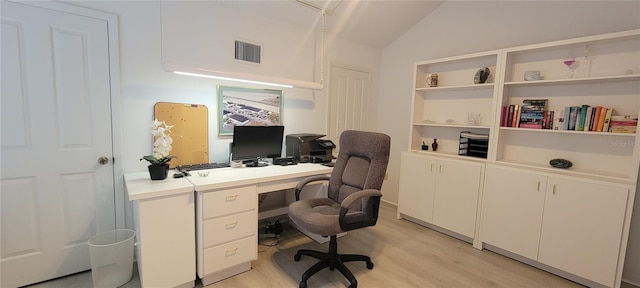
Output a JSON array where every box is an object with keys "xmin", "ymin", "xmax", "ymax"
[
  {"xmin": 401, "ymin": 29, "xmax": 640, "ymax": 288},
  {"xmin": 410, "ymin": 51, "xmax": 500, "ymax": 159},
  {"xmin": 494, "ymin": 29, "xmax": 640, "ymax": 183}
]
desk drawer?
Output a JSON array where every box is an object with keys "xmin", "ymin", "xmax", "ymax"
[
  {"xmin": 203, "ymin": 236, "xmax": 257, "ymax": 274},
  {"xmin": 203, "ymin": 210, "xmax": 256, "ymax": 247},
  {"xmin": 202, "ymin": 185, "xmax": 256, "ymax": 219}
]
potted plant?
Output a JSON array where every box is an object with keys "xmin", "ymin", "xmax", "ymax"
[{"xmin": 140, "ymin": 119, "xmax": 177, "ymax": 180}]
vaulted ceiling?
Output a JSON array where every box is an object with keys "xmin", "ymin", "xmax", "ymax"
[{"xmin": 235, "ymin": 0, "xmax": 445, "ymax": 49}]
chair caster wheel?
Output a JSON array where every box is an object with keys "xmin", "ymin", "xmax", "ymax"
[
  {"xmin": 366, "ymin": 261, "xmax": 374, "ymax": 269},
  {"xmin": 299, "ymin": 281, "xmax": 307, "ymax": 288},
  {"xmin": 294, "ymin": 254, "xmax": 301, "ymax": 261}
]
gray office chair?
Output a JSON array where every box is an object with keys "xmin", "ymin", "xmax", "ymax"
[{"xmin": 288, "ymin": 130, "xmax": 391, "ymax": 288}]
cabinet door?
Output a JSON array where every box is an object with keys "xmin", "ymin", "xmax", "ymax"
[
  {"xmin": 538, "ymin": 178, "xmax": 628, "ymax": 287},
  {"xmin": 432, "ymin": 159, "xmax": 483, "ymax": 238},
  {"xmin": 398, "ymin": 153, "xmax": 436, "ymax": 223},
  {"xmin": 479, "ymin": 166, "xmax": 546, "ymax": 260}
]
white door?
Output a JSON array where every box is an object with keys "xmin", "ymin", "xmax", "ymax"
[
  {"xmin": 1, "ymin": 2, "xmax": 116, "ymax": 287},
  {"xmin": 328, "ymin": 65, "xmax": 370, "ymax": 143}
]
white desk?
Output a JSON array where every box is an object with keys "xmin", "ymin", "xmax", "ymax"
[{"xmin": 124, "ymin": 164, "xmax": 332, "ymax": 287}]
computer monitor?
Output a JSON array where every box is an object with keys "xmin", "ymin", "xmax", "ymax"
[{"xmin": 231, "ymin": 125, "xmax": 284, "ymax": 167}]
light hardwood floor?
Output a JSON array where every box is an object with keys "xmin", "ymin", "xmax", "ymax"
[{"xmin": 27, "ymin": 202, "xmax": 637, "ymax": 288}]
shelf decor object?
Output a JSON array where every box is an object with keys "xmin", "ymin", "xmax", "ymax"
[
  {"xmin": 549, "ymin": 158, "xmax": 573, "ymax": 168},
  {"xmin": 474, "ymin": 67, "xmax": 490, "ymax": 84}
]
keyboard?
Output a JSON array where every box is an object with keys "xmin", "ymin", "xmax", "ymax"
[{"xmin": 175, "ymin": 162, "xmax": 230, "ymax": 171}]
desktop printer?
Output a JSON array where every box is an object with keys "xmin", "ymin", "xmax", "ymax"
[{"xmin": 286, "ymin": 133, "xmax": 335, "ymax": 163}]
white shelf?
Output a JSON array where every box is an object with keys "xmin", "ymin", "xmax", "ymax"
[
  {"xmin": 505, "ymin": 74, "xmax": 640, "ymax": 87},
  {"xmin": 416, "ymin": 83, "xmax": 495, "ymax": 91},
  {"xmin": 409, "ymin": 149, "xmax": 488, "ymax": 163},
  {"xmin": 499, "ymin": 127, "xmax": 636, "ymax": 136},
  {"xmin": 414, "ymin": 122, "xmax": 491, "ymax": 129},
  {"xmin": 495, "ymin": 160, "xmax": 634, "ymax": 185}
]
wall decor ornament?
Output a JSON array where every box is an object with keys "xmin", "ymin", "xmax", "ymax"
[{"xmin": 474, "ymin": 67, "xmax": 490, "ymax": 84}]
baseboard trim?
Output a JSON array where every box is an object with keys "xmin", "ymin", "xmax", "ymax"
[{"xmin": 622, "ymin": 278, "xmax": 640, "ymax": 288}]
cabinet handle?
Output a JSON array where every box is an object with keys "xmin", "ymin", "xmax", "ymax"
[
  {"xmin": 430, "ymin": 163, "xmax": 434, "ymax": 172},
  {"xmin": 552, "ymin": 184, "xmax": 556, "ymax": 195},
  {"xmin": 225, "ymin": 221, "xmax": 238, "ymax": 229},
  {"xmin": 225, "ymin": 248, "xmax": 238, "ymax": 257},
  {"xmin": 537, "ymin": 181, "xmax": 540, "ymax": 192},
  {"xmin": 225, "ymin": 194, "xmax": 239, "ymax": 201},
  {"xmin": 439, "ymin": 165, "xmax": 442, "ymax": 173}
]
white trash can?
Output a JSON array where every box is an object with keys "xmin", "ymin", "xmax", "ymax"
[{"xmin": 88, "ymin": 229, "xmax": 136, "ymax": 288}]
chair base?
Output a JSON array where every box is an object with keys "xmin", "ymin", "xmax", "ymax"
[{"xmin": 294, "ymin": 235, "xmax": 373, "ymax": 288}]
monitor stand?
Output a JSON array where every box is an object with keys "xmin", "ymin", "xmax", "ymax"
[{"xmin": 244, "ymin": 159, "xmax": 268, "ymax": 167}]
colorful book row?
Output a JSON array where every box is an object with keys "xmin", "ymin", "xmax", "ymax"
[{"xmin": 500, "ymin": 102, "xmax": 638, "ymax": 133}]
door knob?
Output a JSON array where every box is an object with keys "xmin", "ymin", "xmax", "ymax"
[{"xmin": 98, "ymin": 156, "xmax": 109, "ymax": 165}]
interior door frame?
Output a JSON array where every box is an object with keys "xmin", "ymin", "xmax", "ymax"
[
  {"xmin": 13, "ymin": 1, "xmax": 125, "ymax": 229},
  {"xmin": 327, "ymin": 62, "xmax": 373, "ymax": 143}
]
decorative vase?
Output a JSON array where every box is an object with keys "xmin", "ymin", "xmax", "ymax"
[
  {"xmin": 431, "ymin": 139, "xmax": 438, "ymax": 152},
  {"xmin": 148, "ymin": 164, "xmax": 169, "ymax": 180}
]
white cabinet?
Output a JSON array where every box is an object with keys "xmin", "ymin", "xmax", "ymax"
[
  {"xmin": 539, "ymin": 177, "xmax": 628, "ymax": 287},
  {"xmin": 398, "ymin": 152, "xmax": 483, "ymax": 239},
  {"xmin": 480, "ymin": 165, "xmax": 630, "ymax": 287},
  {"xmin": 124, "ymin": 173, "xmax": 196, "ymax": 288},
  {"xmin": 397, "ymin": 152, "xmax": 436, "ymax": 223},
  {"xmin": 479, "ymin": 165, "xmax": 545, "ymax": 260},
  {"xmin": 196, "ymin": 185, "xmax": 257, "ymax": 286},
  {"xmin": 404, "ymin": 29, "xmax": 640, "ymax": 288}
]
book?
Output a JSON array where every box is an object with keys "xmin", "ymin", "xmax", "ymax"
[
  {"xmin": 506, "ymin": 105, "xmax": 515, "ymax": 127},
  {"xmin": 519, "ymin": 111, "xmax": 544, "ymax": 128},
  {"xmin": 514, "ymin": 106, "xmax": 522, "ymax": 128},
  {"xmin": 609, "ymin": 115, "xmax": 638, "ymax": 133},
  {"xmin": 591, "ymin": 106, "xmax": 602, "ymax": 131},
  {"xmin": 518, "ymin": 99, "xmax": 546, "ymax": 129},
  {"xmin": 602, "ymin": 108, "xmax": 613, "ymax": 132},
  {"xmin": 554, "ymin": 110, "xmax": 564, "ymax": 130},
  {"xmin": 568, "ymin": 106, "xmax": 579, "ymax": 130},
  {"xmin": 596, "ymin": 107, "xmax": 608, "ymax": 132},
  {"xmin": 501, "ymin": 106, "xmax": 509, "ymax": 127},
  {"xmin": 562, "ymin": 106, "xmax": 571, "ymax": 130},
  {"xmin": 520, "ymin": 123, "xmax": 543, "ymax": 129},
  {"xmin": 583, "ymin": 106, "xmax": 593, "ymax": 131},
  {"xmin": 543, "ymin": 111, "xmax": 554, "ymax": 129},
  {"xmin": 511, "ymin": 105, "xmax": 520, "ymax": 128},
  {"xmin": 577, "ymin": 105, "xmax": 589, "ymax": 131}
]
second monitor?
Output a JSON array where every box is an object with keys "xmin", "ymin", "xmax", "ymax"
[{"xmin": 231, "ymin": 125, "xmax": 285, "ymax": 167}]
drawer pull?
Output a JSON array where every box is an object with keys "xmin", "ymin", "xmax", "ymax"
[
  {"xmin": 225, "ymin": 248, "xmax": 238, "ymax": 257},
  {"xmin": 225, "ymin": 222, "xmax": 238, "ymax": 229},
  {"xmin": 225, "ymin": 194, "xmax": 239, "ymax": 201}
]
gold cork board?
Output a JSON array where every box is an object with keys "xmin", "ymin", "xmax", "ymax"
[{"xmin": 154, "ymin": 102, "xmax": 208, "ymax": 168}]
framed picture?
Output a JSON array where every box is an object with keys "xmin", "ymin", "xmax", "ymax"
[{"xmin": 217, "ymin": 85, "xmax": 283, "ymax": 135}]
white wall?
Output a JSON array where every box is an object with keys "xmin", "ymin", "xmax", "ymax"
[
  {"xmin": 379, "ymin": 0, "xmax": 640, "ymax": 285},
  {"xmin": 70, "ymin": 0, "xmax": 381, "ymax": 235}
]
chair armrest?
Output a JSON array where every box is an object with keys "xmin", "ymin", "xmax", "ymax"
[
  {"xmin": 294, "ymin": 175, "xmax": 331, "ymax": 201},
  {"xmin": 339, "ymin": 189, "xmax": 382, "ymax": 231},
  {"xmin": 340, "ymin": 189, "xmax": 382, "ymax": 209}
]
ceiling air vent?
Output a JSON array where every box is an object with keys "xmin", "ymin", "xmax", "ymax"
[{"xmin": 235, "ymin": 40, "xmax": 261, "ymax": 64}]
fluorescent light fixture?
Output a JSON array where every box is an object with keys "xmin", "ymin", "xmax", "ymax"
[{"xmin": 164, "ymin": 62, "xmax": 324, "ymax": 90}]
